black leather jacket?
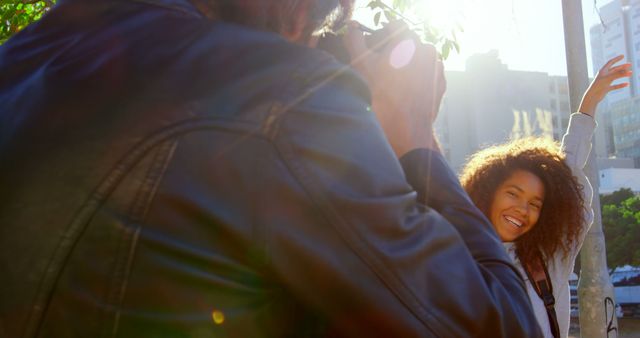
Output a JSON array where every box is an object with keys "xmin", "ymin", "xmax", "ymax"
[{"xmin": 0, "ymin": 1, "xmax": 542, "ymax": 337}]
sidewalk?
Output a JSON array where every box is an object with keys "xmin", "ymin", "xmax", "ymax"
[{"xmin": 569, "ymin": 318, "xmax": 640, "ymax": 338}]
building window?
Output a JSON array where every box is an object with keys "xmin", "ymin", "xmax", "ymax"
[{"xmin": 550, "ymin": 98, "xmax": 557, "ymax": 109}]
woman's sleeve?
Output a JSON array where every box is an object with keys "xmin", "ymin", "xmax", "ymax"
[{"xmin": 554, "ymin": 113, "xmax": 596, "ymax": 278}]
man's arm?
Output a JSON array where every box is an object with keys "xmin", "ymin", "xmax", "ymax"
[{"xmin": 264, "ymin": 55, "xmax": 541, "ymax": 336}]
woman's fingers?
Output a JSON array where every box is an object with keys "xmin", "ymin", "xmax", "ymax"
[
  {"xmin": 606, "ymin": 69, "xmax": 631, "ymax": 80},
  {"xmin": 581, "ymin": 55, "xmax": 632, "ymax": 116},
  {"xmin": 603, "ymin": 54, "xmax": 626, "ymax": 70},
  {"xmin": 613, "ymin": 70, "xmax": 633, "ymax": 81},
  {"xmin": 610, "ymin": 61, "xmax": 632, "ymax": 69},
  {"xmin": 598, "ymin": 59, "xmax": 631, "ymax": 85},
  {"xmin": 606, "ymin": 63, "xmax": 632, "ymax": 76},
  {"xmin": 610, "ymin": 83, "xmax": 630, "ymax": 90},
  {"xmin": 599, "ymin": 56, "xmax": 629, "ymax": 80}
]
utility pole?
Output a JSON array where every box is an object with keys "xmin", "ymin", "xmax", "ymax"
[{"xmin": 560, "ymin": 0, "xmax": 619, "ymax": 337}]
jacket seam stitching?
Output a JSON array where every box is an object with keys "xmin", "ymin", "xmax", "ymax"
[
  {"xmin": 105, "ymin": 138, "xmax": 179, "ymax": 337},
  {"xmin": 23, "ymin": 117, "xmax": 264, "ymax": 338},
  {"xmin": 269, "ymin": 135, "xmax": 445, "ymax": 336}
]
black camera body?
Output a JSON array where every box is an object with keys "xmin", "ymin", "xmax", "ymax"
[{"xmin": 316, "ymin": 27, "xmax": 389, "ymax": 64}]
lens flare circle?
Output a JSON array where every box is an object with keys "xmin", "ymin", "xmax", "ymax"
[
  {"xmin": 389, "ymin": 39, "xmax": 416, "ymax": 69},
  {"xmin": 212, "ymin": 310, "xmax": 225, "ymax": 325}
]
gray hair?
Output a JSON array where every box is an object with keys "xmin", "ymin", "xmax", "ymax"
[{"xmin": 204, "ymin": 0, "xmax": 353, "ymax": 36}]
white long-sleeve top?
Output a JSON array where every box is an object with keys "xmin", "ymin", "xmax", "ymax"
[{"xmin": 505, "ymin": 113, "xmax": 596, "ymax": 338}]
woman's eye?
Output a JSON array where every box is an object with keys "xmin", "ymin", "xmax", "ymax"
[
  {"xmin": 530, "ymin": 203, "xmax": 542, "ymax": 210},
  {"xmin": 506, "ymin": 191, "xmax": 517, "ymax": 197}
]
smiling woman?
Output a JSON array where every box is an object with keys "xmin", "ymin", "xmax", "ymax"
[
  {"xmin": 457, "ymin": 56, "xmax": 632, "ymax": 338},
  {"xmin": 460, "ymin": 136, "xmax": 586, "ymax": 338},
  {"xmin": 460, "ymin": 137, "xmax": 584, "ymax": 264},
  {"xmin": 489, "ymin": 169, "xmax": 545, "ymax": 242}
]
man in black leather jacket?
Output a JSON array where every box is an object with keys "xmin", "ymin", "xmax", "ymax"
[{"xmin": 0, "ymin": 0, "xmax": 542, "ymax": 337}]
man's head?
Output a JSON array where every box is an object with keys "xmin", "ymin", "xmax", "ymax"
[{"xmin": 203, "ymin": 0, "xmax": 354, "ymax": 43}]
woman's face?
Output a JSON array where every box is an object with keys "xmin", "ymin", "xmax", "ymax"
[{"xmin": 489, "ymin": 169, "xmax": 545, "ymax": 242}]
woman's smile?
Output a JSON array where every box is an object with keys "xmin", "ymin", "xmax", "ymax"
[{"xmin": 489, "ymin": 169, "xmax": 545, "ymax": 242}]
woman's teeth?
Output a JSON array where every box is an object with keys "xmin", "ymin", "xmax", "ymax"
[{"xmin": 505, "ymin": 216, "xmax": 522, "ymax": 228}]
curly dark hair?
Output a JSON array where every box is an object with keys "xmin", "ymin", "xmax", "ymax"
[{"xmin": 459, "ymin": 137, "xmax": 585, "ymax": 267}]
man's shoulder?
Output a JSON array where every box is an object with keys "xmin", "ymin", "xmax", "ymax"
[
  {"xmin": 206, "ymin": 26, "xmax": 373, "ymax": 114},
  {"xmin": 212, "ymin": 23, "xmax": 363, "ymax": 79}
]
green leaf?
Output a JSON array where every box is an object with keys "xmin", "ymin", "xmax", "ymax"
[
  {"xmin": 363, "ymin": 0, "xmax": 463, "ymax": 58},
  {"xmin": 383, "ymin": 10, "xmax": 396, "ymax": 22},
  {"xmin": 0, "ymin": 0, "xmax": 56, "ymax": 45},
  {"xmin": 373, "ymin": 11, "xmax": 381, "ymax": 27},
  {"xmin": 442, "ymin": 42, "xmax": 451, "ymax": 60},
  {"xmin": 601, "ymin": 189, "xmax": 640, "ymax": 270},
  {"xmin": 452, "ymin": 40, "xmax": 460, "ymax": 53}
]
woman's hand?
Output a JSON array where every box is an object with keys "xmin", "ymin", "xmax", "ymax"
[
  {"xmin": 344, "ymin": 21, "xmax": 446, "ymax": 157},
  {"xmin": 579, "ymin": 55, "xmax": 632, "ymax": 117}
]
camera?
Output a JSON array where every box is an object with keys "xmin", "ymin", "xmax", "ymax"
[{"xmin": 316, "ymin": 24, "xmax": 389, "ymax": 64}]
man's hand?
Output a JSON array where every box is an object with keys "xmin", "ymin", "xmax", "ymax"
[
  {"xmin": 344, "ymin": 21, "xmax": 446, "ymax": 158},
  {"xmin": 579, "ymin": 55, "xmax": 632, "ymax": 117}
]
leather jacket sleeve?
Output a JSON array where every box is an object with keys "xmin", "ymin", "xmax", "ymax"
[{"xmin": 264, "ymin": 60, "xmax": 542, "ymax": 337}]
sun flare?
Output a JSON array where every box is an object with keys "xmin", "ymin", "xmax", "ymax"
[
  {"xmin": 353, "ymin": 0, "xmax": 467, "ymax": 32},
  {"xmin": 410, "ymin": 0, "xmax": 467, "ymax": 33}
]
